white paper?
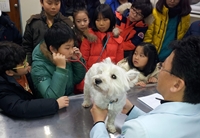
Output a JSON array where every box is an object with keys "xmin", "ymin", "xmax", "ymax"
[
  {"xmin": 138, "ymin": 93, "xmax": 164, "ymax": 109},
  {"xmin": 0, "ymin": 0, "xmax": 10, "ymax": 12}
]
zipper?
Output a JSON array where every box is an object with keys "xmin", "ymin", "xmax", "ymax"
[{"xmin": 158, "ymin": 21, "xmax": 162, "ymax": 34}]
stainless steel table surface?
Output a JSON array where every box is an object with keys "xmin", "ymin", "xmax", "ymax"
[{"xmin": 0, "ymin": 85, "xmax": 157, "ymax": 138}]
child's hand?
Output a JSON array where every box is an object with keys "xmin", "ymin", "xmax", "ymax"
[
  {"xmin": 52, "ymin": 52, "xmax": 66, "ymax": 69},
  {"xmin": 72, "ymin": 47, "xmax": 82, "ymax": 59},
  {"xmin": 148, "ymin": 77, "xmax": 157, "ymax": 83},
  {"xmin": 135, "ymin": 81, "xmax": 146, "ymax": 87},
  {"xmin": 57, "ymin": 96, "xmax": 69, "ymax": 109}
]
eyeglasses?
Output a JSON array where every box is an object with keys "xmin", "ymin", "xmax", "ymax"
[
  {"xmin": 13, "ymin": 56, "xmax": 28, "ymax": 69},
  {"xmin": 157, "ymin": 62, "xmax": 172, "ymax": 74},
  {"xmin": 130, "ymin": 7, "xmax": 144, "ymax": 18}
]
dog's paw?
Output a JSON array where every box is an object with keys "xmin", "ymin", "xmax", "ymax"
[
  {"xmin": 82, "ymin": 101, "xmax": 92, "ymax": 108},
  {"xmin": 107, "ymin": 125, "xmax": 116, "ymax": 133}
]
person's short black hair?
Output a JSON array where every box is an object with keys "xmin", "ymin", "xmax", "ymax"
[
  {"xmin": 132, "ymin": 0, "xmax": 153, "ymax": 18},
  {"xmin": 170, "ymin": 36, "xmax": 200, "ymax": 104},
  {"xmin": 91, "ymin": 4, "xmax": 116, "ymax": 32},
  {"xmin": 44, "ymin": 22, "xmax": 76, "ymax": 51},
  {"xmin": 156, "ymin": 0, "xmax": 191, "ymax": 17},
  {"xmin": 0, "ymin": 41, "xmax": 26, "ymax": 74},
  {"xmin": 127, "ymin": 42, "xmax": 159, "ymax": 76}
]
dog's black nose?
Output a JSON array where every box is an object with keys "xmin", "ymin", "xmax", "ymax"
[{"xmin": 95, "ymin": 78, "xmax": 102, "ymax": 84}]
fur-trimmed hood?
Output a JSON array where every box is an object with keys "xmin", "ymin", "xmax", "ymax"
[
  {"xmin": 39, "ymin": 41, "xmax": 54, "ymax": 63},
  {"xmin": 32, "ymin": 41, "xmax": 55, "ymax": 65}
]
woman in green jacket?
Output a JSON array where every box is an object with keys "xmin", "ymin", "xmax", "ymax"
[
  {"xmin": 31, "ymin": 22, "xmax": 86, "ymax": 99},
  {"xmin": 144, "ymin": 0, "xmax": 191, "ymax": 62}
]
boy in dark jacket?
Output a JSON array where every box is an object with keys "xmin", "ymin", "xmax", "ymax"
[
  {"xmin": 22, "ymin": 0, "xmax": 74, "ymax": 64},
  {"xmin": 0, "ymin": 41, "xmax": 69, "ymax": 118}
]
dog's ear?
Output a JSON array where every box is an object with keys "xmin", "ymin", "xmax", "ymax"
[
  {"xmin": 126, "ymin": 70, "xmax": 139, "ymax": 87},
  {"xmin": 103, "ymin": 57, "xmax": 112, "ymax": 64}
]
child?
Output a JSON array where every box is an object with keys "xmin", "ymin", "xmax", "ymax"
[
  {"xmin": 117, "ymin": 42, "xmax": 159, "ymax": 87},
  {"xmin": 80, "ymin": 4, "xmax": 124, "ymax": 69},
  {"xmin": 73, "ymin": 3, "xmax": 97, "ymax": 47},
  {"xmin": 0, "ymin": 41, "xmax": 69, "ymax": 118},
  {"xmin": 72, "ymin": 4, "xmax": 94, "ymax": 93},
  {"xmin": 115, "ymin": 0, "xmax": 153, "ymax": 58},
  {"xmin": 144, "ymin": 0, "xmax": 191, "ymax": 62},
  {"xmin": 22, "ymin": 0, "xmax": 74, "ymax": 64},
  {"xmin": 31, "ymin": 22, "xmax": 86, "ymax": 99}
]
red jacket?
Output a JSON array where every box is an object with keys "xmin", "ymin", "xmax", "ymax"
[
  {"xmin": 80, "ymin": 29, "xmax": 124, "ymax": 69},
  {"xmin": 116, "ymin": 11, "xmax": 148, "ymax": 51}
]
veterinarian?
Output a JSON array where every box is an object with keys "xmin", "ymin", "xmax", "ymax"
[{"xmin": 89, "ymin": 35, "xmax": 200, "ymax": 138}]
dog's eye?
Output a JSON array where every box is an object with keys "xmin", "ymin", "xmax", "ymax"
[{"xmin": 111, "ymin": 74, "xmax": 117, "ymax": 79}]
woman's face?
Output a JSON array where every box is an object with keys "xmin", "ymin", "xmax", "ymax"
[{"xmin": 166, "ymin": 0, "xmax": 180, "ymax": 8}]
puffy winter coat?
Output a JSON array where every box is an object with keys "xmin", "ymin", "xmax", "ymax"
[
  {"xmin": 80, "ymin": 29, "xmax": 124, "ymax": 69},
  {"xmin": 31, "ymin": 42, "xmax": 86, "ymax": 99},
  {"xmin": 0, "ymin": 73, "xmax": 59, "ymax": 118},
  {"xmin": 144, "ymin": 6, "xmax": 190, "ymax": 53},
  {"xmin": 0, "ymin": 12, "xmax": 22, "ymax": 45}
]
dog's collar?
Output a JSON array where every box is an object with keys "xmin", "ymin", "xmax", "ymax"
[
  {"xmin": 109, "ymin": 98, "xmax": 118, "ymax": 104},
  {"xmin": 108, "ymin": 98, "xmax": 118, "ymax": 110}
]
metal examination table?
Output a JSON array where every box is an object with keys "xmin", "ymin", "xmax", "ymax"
[{"xmin": 0, "ymin": 85, "xmax": 157, "ymax": 138}]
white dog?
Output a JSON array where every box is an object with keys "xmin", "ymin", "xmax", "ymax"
[{"xmin": 82, "ymin": 58, "xmax": 139, "ymax": 133}]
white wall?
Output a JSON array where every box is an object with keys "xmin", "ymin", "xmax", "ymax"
[{"xmin": 19, "ymin": 0, "xmax": 41, "ymax": 34}]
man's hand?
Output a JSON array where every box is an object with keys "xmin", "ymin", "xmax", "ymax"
[
  {"xmin": 90, "ymin": 104, "xmax": 108, "ymax": 124},
  {"xmin": 57, "ymin": 96, "xmax": 69, "ymax": 109}
]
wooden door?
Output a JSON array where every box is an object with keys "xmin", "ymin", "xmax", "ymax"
[{"xmin": 6, "ymin": 0, "xmax": 21, "ymax": 32}]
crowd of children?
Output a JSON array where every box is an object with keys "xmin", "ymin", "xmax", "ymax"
[
  {"xmin": 0, "ymin": 0, "xmax": 199, "ymax": 119},
  {"xmin": 80, "ymin": 3, "xmax": 124, "ymax": 69}
]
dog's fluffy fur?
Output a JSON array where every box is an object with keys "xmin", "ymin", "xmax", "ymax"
[{"xmin": 82, "ymin": 58, "xmax": 138, "ymax": 133}]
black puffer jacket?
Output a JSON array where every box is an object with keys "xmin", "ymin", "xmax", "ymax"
[{"xmin": 0, "ymin": 73, "xmax": 59, "ymax": 118}]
